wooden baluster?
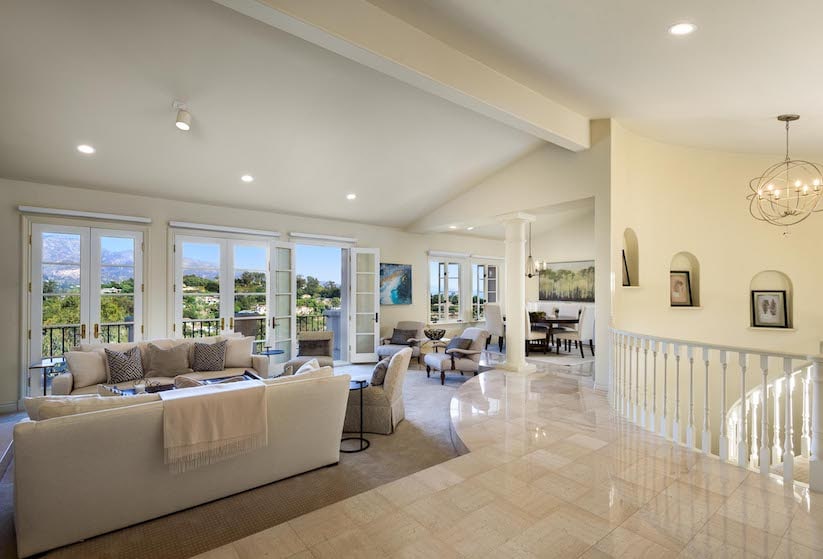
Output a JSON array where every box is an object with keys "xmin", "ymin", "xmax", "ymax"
[
  {"xmin": 759, "ymin": 355, "xmax": 770, "ymax": 475},
  {"xmin": 783, "ymin": 358, "xmax": 794, "ymax": 484},
  {"xmin": 686, "ymin": 346, "xmax": 696, "ymax": 448},
  {"xmin": 738, "ymin": 352, "xmax": 748, "ymax": 468},
  {"xmin": 702, "ymin": 347, "xmax": 711, "ymax": 453},
  {"xmin": 750, "ymin": 395, "xmax": 759, "ymax": 468},
  {"xmin": 809, "ymin": 359, "xmax": 823, "ymax": 492},
  {"xmin": 773, "ymin": 376, "xmax": 783, "ymax": 466},
  {"xmin": 642, "ymin": 338, "xmax": 649, "ymax": 429},
  {"xmin": 673, "ymin": 344, "xmax": 681, "ymax": 444},
  {"xmin": 719, "ymin": 350, "xmax": 729, "ymax": 461},
  {"xmin": 661, "ymin": 342, "xmax": 669, "ymax": 438},
  {"xmin": 634, "ymin": 337, "xmax": 640, "ymax": 424},
  {"xmin": 802, "ymin": 365, "xmax": 811, "ymax": 458},
  {"xmin": 650, "ymin": 340, "xmax": 658, "ymax": 433}
]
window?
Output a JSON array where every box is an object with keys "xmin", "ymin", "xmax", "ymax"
[
  {"xmin": 472, "ymin": 263, "xmax": 499, "ymax": 320},
  {"xmin": 429, "ymin": 260, "xmax": 462, "ymax": 323}
]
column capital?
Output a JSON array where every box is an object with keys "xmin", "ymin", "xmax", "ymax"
[{"xmin": 496, "ymin": 211, "xmax": 536, "ymax": 224}]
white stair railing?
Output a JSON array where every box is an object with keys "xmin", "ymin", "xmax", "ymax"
[{"xmin": 610, "ymin": 328, "xmax": 823, "ymax": 491}]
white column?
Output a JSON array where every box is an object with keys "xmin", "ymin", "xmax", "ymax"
[
  {"xmin": 783, "ymin": 358, "xmax": 794, "ymax": 484},
  {"xmin": 759, "ymin": 356, "xmax": 770, "ymax": 475},
  {"xmin": 719, "ymin": 350, "xmax": 729, "ymax": 461},
  {"xmin": 497, "ymin": 212, "xmax": 536, "ymax": 373},
  {"xmin": 809, "ymin": 359, "xmax": 823, "ymax": 492}
]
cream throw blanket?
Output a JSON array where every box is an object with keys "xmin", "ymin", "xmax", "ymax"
[{"xmin": 159, "ymin": 380, "xmax": 267, "ymax": 474}]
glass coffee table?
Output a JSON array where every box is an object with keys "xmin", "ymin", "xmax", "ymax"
[{"xmin": 103, "ymin": 371, "xmax": 262, "ymax": 396}]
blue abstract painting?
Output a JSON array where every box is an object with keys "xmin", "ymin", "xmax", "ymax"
[{"xmin": 380, "ymin": 263, "xmax": 412, "ymax": 305}]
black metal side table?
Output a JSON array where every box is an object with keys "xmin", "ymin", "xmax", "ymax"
[
  {"xmin": 341, "ymin": 379, "xmax": 370, "ymax": 453},
  {"xmin": 28, "ymin": 357, "xmax": 65, "ymax": 396}
]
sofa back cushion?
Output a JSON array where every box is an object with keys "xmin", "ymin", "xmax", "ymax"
[
  {"xmin": 145, "ymin": 343, "xmax": 192, "ymax": 378},
  {"xmin": 64, "ymin": 351, "xmax": 107, "ymax": 389},
  {"xmin": 24, "ymin": 393, "xmax": 160, "ymax": 420},
  {"xmin": 105, "ymin": 347, "xmax": 144, "ymax": 384},
  {"xmin": 263, "ymin": 366, "xmax": 333, "ymax": 385},
  {"xmin": 224, "ymin": 336, "xmax": 254, "ymax": 368}
]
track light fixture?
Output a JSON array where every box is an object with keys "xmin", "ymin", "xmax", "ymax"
[{"xmin": 173, "ymin": 100, "xmax": 191, "ymax": 131}]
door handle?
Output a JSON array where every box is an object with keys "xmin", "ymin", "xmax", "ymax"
[
  {"xmin": 229, "ymin": 317, "xmax": 234, "ymax": 329},
  {"xmin": 375, "ymin": 313, "xmax": 379, "ymax": 323},
  {"xmin": 271, "ymin": 317, "xmax": 276, "ymax": 329},
  {"xmin": 94, "ymin": 323, "xmax": 99, "ymax": 339},
  {"xmin": 220, "ymin": 317, "xmax": 225, "ymax": 330},
  {"xmin": 81, "ymin": 324, "xmax": 86, "ymax": 339}
]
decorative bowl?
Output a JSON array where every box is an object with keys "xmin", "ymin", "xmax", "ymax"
[{"xmin": 424, "ymin": 328, "xmax": 446, "ymax": 340}]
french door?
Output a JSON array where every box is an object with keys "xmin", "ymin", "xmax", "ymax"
[
  {"xmin": 30, "ymin": 224, "xmax": 144, "ymax": 364},
  {"xmin": 349, "ymin": 248, "xmax": 380, "ymax": 363},
  {"xmin": 174, "ymin": 235, "xmax": 295, "ymax": 363}
]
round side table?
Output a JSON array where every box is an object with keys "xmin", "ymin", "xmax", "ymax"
[{"xmin": 341, "ymin": 379, "xmax": 370, "ymax": 453}]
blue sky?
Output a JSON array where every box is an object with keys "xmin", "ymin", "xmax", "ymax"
[{"xmin": 180, "ymin": 242, "xmax": 341, "ymax": 283}]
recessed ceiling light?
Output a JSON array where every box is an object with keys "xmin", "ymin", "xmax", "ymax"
[
  {"xmin": 76, "ymin": 144, "xmax": 95, "ymax": 154},
  {"xmin": 346, "ymin": 193, "xmax": 357, "ymax": 200},
  {"xmin": 241, "ymin": 174, "xmax": 254, "ymax": 183},
  {"xmin": 448, "ymin": 225, "xmax": 458, "ymax": 230},
  {"xmin": 668, "ymin": 22, "xmax": 696, "ymax": 36},
  {"xmin": 466, "ymin": 226, "xmax": 475, "ymax": 231}
]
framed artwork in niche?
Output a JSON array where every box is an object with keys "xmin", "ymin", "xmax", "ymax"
[
  {"xmin": 751, "ymin": 290, "xmax": 788, "ymax": 328},
  {"xmin": 379, "ymin": 263, "xmax": 412, "ymax": 305},
  {"xmin": 622, "ymin": 250, "xmax": 630, "ymax": 286},
  {"xmin": 669, "ymin": 271, "xmax": 693, "ymax": 306}
]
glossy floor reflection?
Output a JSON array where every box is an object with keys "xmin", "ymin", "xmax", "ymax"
[{"xmin": 195, "ymin": 363, "xmax": 822, "ymax": 558}]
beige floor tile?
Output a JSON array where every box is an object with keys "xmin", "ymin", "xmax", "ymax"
[
  {"xmin": 288, "ymin": 503, "xmax": 356, "ymax": 548},
  {"xmin": 338, "ymin": 489, "xmax": 398, "ymax": 526},
  {"xmin": 376, "ymin": 475, "xmax": 436, "ymax": 508},
  {"xmin": 566, "ymin": 433, "xmax": 609, "ymax": 451},
  {"xmin": 404, "ymin": 491, "xmax": 470, "ymax": 534},
  {"xmin": 715, "ymin": 495, "xmax": 793, "ymax": 536},
  {"xmin": 411, "ymin": 463, "xmax": 465, "ymax": 491},
  {"xmin": 784, "ymin": 512, "xmax": 823, "ymax": 551},
  {"xmin": 309, "ymin": 528, "xmax": 386, "ymax": 559},
  {"xmin": 700, "ymin": 512, "xmax": 783, "ymax": 557},
  {"xmin": 771, "ymin": 538, "xmax": 819, "ymax": 558},
  {"xmin": 678, "ymin": 531, "xmax": 750, "ymax": 559},
  {"xmin": 368, "ymin": 510, "xmax": 431, "ymax": 555},
  {"xmin": 530, "ymin": 470, "xmax": 592, "ymax": 501},
  {"xmin": 233, "ymin": 523, "xmax": 306, "ymax": 559},
  {"xmin": 573, "ymin": 483, "xmax": 642, "ymax": 525},
  {"xmin": 194, "ymin": 545, "xmax": 241, "ymax": 559},
  {"xmin": 593, "ymin": 526, "xmax": 677, "ymax": 558},
  {"xmin": 439, "ymin": 452, "xmax": 496, "ymax": 479},
  {"xmin": 438, "ymin": 477, "xmax": 498, "ymax": 513},
  {"xmin": 389, "ymin": 533, "xmax": 460, "ymax": 559}
]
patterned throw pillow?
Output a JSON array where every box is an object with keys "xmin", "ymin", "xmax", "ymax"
[
  {"xmin": 390, "ymin": 329, "xmax": 417, "ymax": 345},
  {"xmin": 192, "ymin": 340, "xmax": 227, "ymax": 372},
  {"xmin": 104, "ymin": 347, "xmax": 144, "ymax": 384},
  {"xmin": 371, "ymin": 358, "xmax": 391, "ymax": 386}
]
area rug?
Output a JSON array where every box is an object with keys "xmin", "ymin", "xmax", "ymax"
[
  {"xmin": 0, "ymin": 366, "xmax": 468, "ymax": 559},
  {"xmin": 485, "ymin": 347, "xmax": 595, "ymax": 369}
]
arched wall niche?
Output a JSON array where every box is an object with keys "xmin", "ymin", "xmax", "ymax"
[
  {"xmin": 622, "ymin": 228, "xmax": 639, "ymax": 287},
  {"xmin": 749, "ymin": 270, "xmax": 793, "ymax": 328},
  {"xmin": 670, "ymin": 251, "xmax": 700, "ymax": 306}
]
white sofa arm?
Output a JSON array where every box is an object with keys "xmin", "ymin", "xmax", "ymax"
[
  {"xmin": 251, "ymin": 354, "xmax": 269, "ymax": 378},
  {"xmin": 51, "ymin": 372, "xmax": 74, "ymax": 395}
]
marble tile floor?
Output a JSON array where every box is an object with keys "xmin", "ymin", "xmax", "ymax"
[{"xmin": 195, "ymin": 363, "xmax": 823, "ymax": 558}]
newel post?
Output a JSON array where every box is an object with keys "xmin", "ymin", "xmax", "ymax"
[{"xmin": 809, "ymin": 358, "xmax": 823, "ymax": 492}]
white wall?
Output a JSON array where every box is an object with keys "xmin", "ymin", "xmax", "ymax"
[
  {"xmin": 0, "ymin": 178, "xmax": 502, "ymax": 409},
  {"xmin": 611, "ymin": 122, "xmax": 823, "ymax": 355}
]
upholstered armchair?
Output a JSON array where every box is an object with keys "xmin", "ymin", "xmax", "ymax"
[
  {"xmin": 424, "ymin": 327, "xmax": 488, "ymax": 385},
  {"xmin": 377, "ymin": 320, "xmax": 424, "ymax": 365},
  {"xmin": 484, "ymin": 303, "xmax": 505, "ymax": 352},
  {"xmin": 343, "ymin": 347, "xmax": 412, "ymax": 435},
  {"xmin": 553, "ymin": 307, "xmax": 594, "ymax": 357},
  {"xmin": 282, "ymin": 331, "xmax": 334, "ymax": 375}
]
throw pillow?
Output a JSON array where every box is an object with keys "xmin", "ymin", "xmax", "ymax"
[
  {"xmin": 295, "ymin": 358, "xmax": 320, "ymax": 375},
  {"xmin": 390, "ymin": 329, "xmax": 417, "ymax": 345},
  {"xmin": 370, "ymin": 358, "xmax": 391, "ymax": 386},
  {"xmin": 145, "ymin": 343, "xmax": 191, "ymax": 378},
  {"xmin": 34, "ymin": 393, "xmax": 161, "ymax": 420},
  {"xmin": 224, "ymin": 336, "xmax": 254, "ymax": 368},
  {"xmin": 446, "ymin": 337, "xmax": 472, "ymax": 351},
  {"xmin": 105, "ymin": 347, "xmax": 144, "ymax": 384},
  {"xmin": 299, "ymin": 339, "xmax": 330, "ymax": 357},
  {"xmin": 192, "ymin": 340, "xmax": 227, "ymax": 372},
  {"xmin": 64, "ymin": 350, "xmax": 107, "ymax": 389},
  {"xmin": 264, "ymin": 366, "xmax": 333, "ymax": 385}
]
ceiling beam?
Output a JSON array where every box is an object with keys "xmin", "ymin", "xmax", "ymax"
[{"xmin": 214, "ymin": 0, "xmax": 590, "ymax": 151}]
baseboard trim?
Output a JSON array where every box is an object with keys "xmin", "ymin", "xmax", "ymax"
[{"xmin": 0, "ymin": 402, "xmax": 20, "ymax": 414}]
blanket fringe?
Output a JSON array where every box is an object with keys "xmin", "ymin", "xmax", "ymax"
[{"xmin": 165, "ymin": 431, "xmax": 267, "ymax": 474}]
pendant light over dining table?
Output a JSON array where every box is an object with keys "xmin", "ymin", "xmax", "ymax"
[{"xmin": 526, "ymin": 222, "xmax": 537, "ymax": 278}]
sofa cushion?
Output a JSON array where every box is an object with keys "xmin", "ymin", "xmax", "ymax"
[
  {"xmin": 224, "ymin": 336, "xmax": 253, "ymax": 368},
  {"xmin": 370, "ymin": 358, "xmax": 390, "ymax": 386},
  {"xmin": 389, "ymin": 329, "xmax": 417, "ymax": 345},
  {"xmin": 24, "ymin": 394, "xmax": 160, "ymax": 420},
  {"xmin": 145, "ymin": 343, "xmax": 192, "ymax": 378},
  {"xmin": 23, "ymin": 394, "xmax": 98, "ymax": 420},
  {"xmin": 64, "ymin": 351, "xmax": 107, "ymax": 389},
  {"xmin": 299, "ymin": 339, "xmax": 330, "ymax": 357},
  {"xmin": 192, "ymin": 340, "xmax": 226, "ymax": 372},
  {"xmin": 296, "ymin": 359, "xmax": 320, "ymax": 375},
  {"xmin": 105, "ymin": 347, "xmax": 144, "ymax": 384}
]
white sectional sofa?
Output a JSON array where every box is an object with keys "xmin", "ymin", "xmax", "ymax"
[
  {"xmin": 14, "ymin": 371, "xmax": 350, "ymax": 557},
  {"xmin": 52, "ymin": 335, "xmax": 269, "ymax": 395}
]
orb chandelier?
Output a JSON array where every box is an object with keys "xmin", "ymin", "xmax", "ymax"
[{"xmin": 748, "ymin": 114, "xmax": 823, "ymax": 228}]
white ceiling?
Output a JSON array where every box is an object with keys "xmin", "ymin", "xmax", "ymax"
[
  {"xmin": 0, "ymin": 0, "xmax": 539, "ymax": 228},
  {"xmin": 371, "ymin": 0, "xmax": 823, "ymax": 157},
  {"xmin": 457, "ymin": 198, "xmax": 594, "ymax": 240}
]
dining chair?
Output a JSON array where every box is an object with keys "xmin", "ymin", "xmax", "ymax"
[
  {"xmin": 553, "ymin": 307, "xmax": 594, "ymax": 357},
  {"xmin": 484, "ymin": 303, "xmax": 505, "ymax": 352},
  {"xmin": 525, "ymin": 312, "xmax": 549, "ymax": 355}
]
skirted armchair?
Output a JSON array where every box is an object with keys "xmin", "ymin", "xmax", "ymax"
[
  {"xmin": 343, "ymin": 347, "xmax": 412, "ymax": 435},
  {"xmin": 423, "ymin": 327, "xmax": 488, "ymax": 385},
  {"xmin": 377, "ymin": 320, "xmax": 424, "ymax": 365},
  {"xmin": 282, "ymin": 331, "xmax": 334, "ymax": 375}
]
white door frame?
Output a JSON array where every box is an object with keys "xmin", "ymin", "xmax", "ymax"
[{"xmin": 349, "ymin": 248, "xmax": 380, "ymax": 363}]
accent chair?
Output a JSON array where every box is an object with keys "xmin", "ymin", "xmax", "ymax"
[
  {"xmin": 378, "ymin": 320, "xmax": 424, "ymax": 365},
  {"xmin": 282, "ymin": 331, "xmax": 334, "ymax": 375},
  {"xmin": 343, "ymin": 347, "xmax": 412, "ymax": 435},
  {"xmin": 525, "ymin": 312, "xmax": 549, "ymax": 355},
  {"xmin": 424, "ymin": 327, "xmax": 488, "ymax": 385}
]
